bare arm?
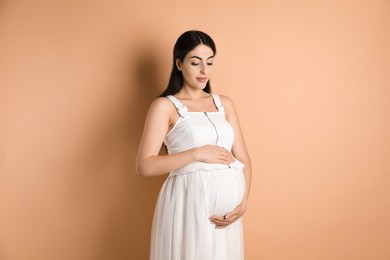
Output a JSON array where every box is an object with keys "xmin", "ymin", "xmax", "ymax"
[
  {"xmin": 210, "ymin": 95, "xmax": 252, "ymax": 228},
  {"xmin": 223, "ymin": 95, "xmax": 252, "ymax": 204},
  {"xmin": 135, "ymin": 97, "xmax": 234, "ymax": 177}
]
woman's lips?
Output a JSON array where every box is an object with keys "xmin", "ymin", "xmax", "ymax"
[{"xmin": 197, "ymin": 77, "xmax": 208, "ymax": 82}]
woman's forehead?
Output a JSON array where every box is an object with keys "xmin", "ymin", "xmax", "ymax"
[{"xmin": 186, "ymin": 44, "xmax": 214, "ymax": 58}]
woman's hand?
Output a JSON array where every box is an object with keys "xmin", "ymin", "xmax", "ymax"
[
  {"xmin": 193, "ymin": 145, "xmax": 235, "ymax": 165},
  {"xmin": 209, "ymin": 201, "xmax": 247, "ymax": 229}
]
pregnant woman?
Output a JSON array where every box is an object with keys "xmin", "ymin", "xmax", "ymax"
[{"xmin": 136, "ymin": 30, "xmax": 252, "ymax": 260}]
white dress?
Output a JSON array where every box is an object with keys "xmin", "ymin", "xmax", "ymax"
[{"xmin": 150, "ymin": 94, "xmax": 246, "ymax": 260}]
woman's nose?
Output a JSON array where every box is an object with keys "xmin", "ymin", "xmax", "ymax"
[{"xmin": 200, "ymin": 63, "xmax": 207, "ymax": 74}]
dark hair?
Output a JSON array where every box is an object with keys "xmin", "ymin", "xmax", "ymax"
[{"xmin": 160, "ymin": 30, "xmax": 217, "ymax": 97}]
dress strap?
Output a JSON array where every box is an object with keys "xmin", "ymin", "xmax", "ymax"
[
  {"xmin": 166, "ymin": 95, "xmax": 188, "ymax": 117},
  {"xmin": 211, "ymin": 93, "xmax": 225, "ymax": 113}
]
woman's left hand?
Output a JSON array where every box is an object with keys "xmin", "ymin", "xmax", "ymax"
[{"xmin": 209, "ymin": 201, "xmax": 247, "ymax": 229}]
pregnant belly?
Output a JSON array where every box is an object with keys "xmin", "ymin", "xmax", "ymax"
[{"xmin": 203, "ymin": 168, "xmax": 245, "ymax": 216}]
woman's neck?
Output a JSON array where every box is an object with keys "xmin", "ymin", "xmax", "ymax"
[{"xmin": 175, "ymin": 88, "xmax": 209, "ymax": 100}]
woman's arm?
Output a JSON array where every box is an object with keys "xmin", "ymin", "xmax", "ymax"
[
  {"xmin": 223, "ymin": 95, "xmax": 252, "ymax": 204},
  {"xmin": 210, "ymin": 95, "xmax": 252, "ymax": 228},
  {"xmin": 136, "ymin": 97, "xmax": 234, "ymax": 177}
]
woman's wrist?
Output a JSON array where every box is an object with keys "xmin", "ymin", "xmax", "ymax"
[{"xmin": 190, "ymin": 147, "xmax": 200, "ymax": 161}]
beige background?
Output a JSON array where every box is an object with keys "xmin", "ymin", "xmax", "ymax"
[{"xmin": 1, "ymin": 0, "xmax": 390, "ymax": 259}]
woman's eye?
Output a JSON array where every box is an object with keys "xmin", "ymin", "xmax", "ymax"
[
  {"xmin": 207, "ymin": 63, "xmax": 213, "ymax": 66},
  {"xmin": 191, "ymin": 62, "xmax": 200, "ymax": 66}
]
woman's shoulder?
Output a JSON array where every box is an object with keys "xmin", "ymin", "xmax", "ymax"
[
  {"xmin": 151, "ymin": 95, "xmax": 177, "ymax": 106},
  {"xmin": 149, "ymin": 96, "xmax": 176, "ymax": 114},
  {"xmin": 214, "ymin": 94, "xmax": 239, "ymax": 121},
  {"xmin": 215, "ymin": 93, "xmax": 235, "ymax": 109}
]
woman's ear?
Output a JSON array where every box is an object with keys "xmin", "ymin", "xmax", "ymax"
[{"xmin": 175, "ymin": 59, "xmax": 182, "ymax": 71}]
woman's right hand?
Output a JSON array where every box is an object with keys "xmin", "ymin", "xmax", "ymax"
[{"xmin": 192, "ymin": 145, "xmax": 235, "ymax": 165}]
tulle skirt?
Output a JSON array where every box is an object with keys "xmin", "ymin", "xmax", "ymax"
[{"xmin": 150, "ymin": 167, "xmax": 245, "ymax": 260}]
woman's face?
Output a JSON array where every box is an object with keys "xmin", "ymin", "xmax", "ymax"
[{"xmin": 177, "ymin": 44, "xmax": 214, "ymax": 91}]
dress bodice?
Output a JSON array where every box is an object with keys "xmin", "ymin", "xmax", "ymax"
[{"xmin": 164, "ymin": 93, "xmax": 245, "ymax": 175}]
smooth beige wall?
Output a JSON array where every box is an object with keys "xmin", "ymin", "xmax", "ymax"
[{"xmin": 1, "ymin": 1, "xmax": 389, "ymax": 259}]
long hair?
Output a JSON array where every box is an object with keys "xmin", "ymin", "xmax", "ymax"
[{"xmin": 160, "ymin": 30, "xmax": 217, "ymax": 97}]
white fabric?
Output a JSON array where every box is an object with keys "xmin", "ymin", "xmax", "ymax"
[{"xmin": 150, "ymin": 94, "xmax": 245, "ymax": 260}]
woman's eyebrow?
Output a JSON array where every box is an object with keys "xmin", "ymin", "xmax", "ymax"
[{"xmin": 189, "ymin": 55, "xmax": 214, "ymax": 60}]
